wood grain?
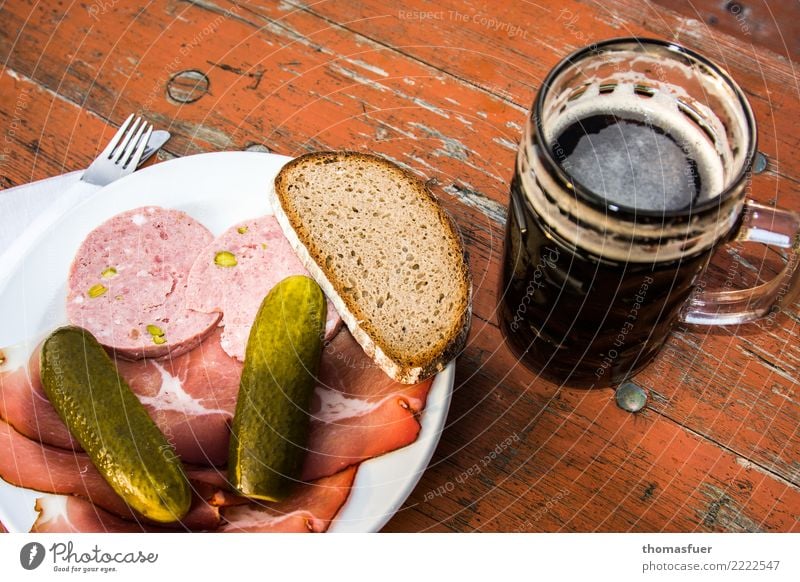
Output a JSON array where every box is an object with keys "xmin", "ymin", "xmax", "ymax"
[
  {"xmin": 650, "ymin": 0, "xmax": 799, "ymax": 58},
  {"xmin": 0, "ymin": 0, "xmax": 797, "ymax": 532},
  {"xmin": 0, "ymin": 70, "xmax": 115, "ymax": 186}
]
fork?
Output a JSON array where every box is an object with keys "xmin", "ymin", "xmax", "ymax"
[{"xmin": 82, "ymin": 114, "xmax": 154, "ymax": 186}]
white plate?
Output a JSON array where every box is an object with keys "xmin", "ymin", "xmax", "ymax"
[{"xmin": 0, "ymin": 151, "xmax": 453, "ymax": 533}]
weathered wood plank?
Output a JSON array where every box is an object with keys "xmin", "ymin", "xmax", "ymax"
[
  {"xmin": 649, "ymin": 0, "xmax": 799, "ymax": 59},
  {"xmin": 382, "ymin": 507, "xmax": 456, "ymax": 533},
  {"xmin": 381, "ymin": 324, "xmax": 799, "ymax": 531},
  {"xmin": 0, "ymin": 68, "xmax": 175, "ymax": 186},
  {"xmin": 288, "ymin": 0, "xmax": 799, "ymax": 121},
  {"xmin": 0, "ymin": 70, "xmax": 115, "ymax": 185},
  {"xmin": 387, "ymin": 364, "xmax": 800, "ymax": 531}
]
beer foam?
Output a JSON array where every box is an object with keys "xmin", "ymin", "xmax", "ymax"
[{"xmin": 546, "ymin": 82, "xmax": 727, "ymax": 208}]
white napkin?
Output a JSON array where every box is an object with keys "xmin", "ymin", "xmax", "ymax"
[{"xmin": 0, "ymin": 173, "xmax": 100, "ymax": 281}]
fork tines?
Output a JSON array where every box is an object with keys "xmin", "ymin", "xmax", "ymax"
[
  {"xmin": 83, "ymin": 114, "xmax": 155, "ymax": 186},
  {"xmin": 104, "ymin": 114, "xmax": 153, "ymax": 170}
]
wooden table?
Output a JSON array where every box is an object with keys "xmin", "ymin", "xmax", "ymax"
[{"xmin": 1, "ymin": 0, "xmax": 797, "ymax": 532}]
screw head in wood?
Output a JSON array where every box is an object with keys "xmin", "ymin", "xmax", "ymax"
[
  {"xmin": 753, "ymin": 151, "xmax": 768, "ymax": 174},
  {"xmin": 244, "ymin": 143, "xmax": 271, "ymax": 153},
  {"xmin": 615, "ymin": 381, "xmax": 647, "ymax": 412}
]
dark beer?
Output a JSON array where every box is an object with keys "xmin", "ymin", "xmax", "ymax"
[
  {"xmin": 501, "ymin": 170, "xmax": 722, "ymax": 387},
  {"xmin": 500, "ymin": 39, "xmax": 795, "ymax": 387},
  {"xmin": 553, "ymin": 114, "xmax": 703, "ymax": 212},
  {"xmin": 501, "ymin": 108, "xmax": 733, "ymax": 386}
]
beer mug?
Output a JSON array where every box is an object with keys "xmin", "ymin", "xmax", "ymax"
[{"xmin": 500, "ymin": 38, "xmax": 800, "ymax": 387}]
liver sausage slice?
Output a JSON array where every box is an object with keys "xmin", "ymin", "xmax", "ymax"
[
  {"xmin": 66, "ymin": 206, "xmax": 220, "ymax": 359},
  {"xmin": 185, "ymin": 215, "xmax": 341, "ymax": 361}
]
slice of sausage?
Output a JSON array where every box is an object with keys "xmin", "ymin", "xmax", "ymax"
[
  {"xmin": 185, "ymin": 215, "xmax": 341, "ymax": 361},
  {"xmin": 66, "ymin": 206, "xmax": 220, "ymax": 359}
]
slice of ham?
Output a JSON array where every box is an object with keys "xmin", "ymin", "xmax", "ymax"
[
  {"xmin": 220, "ymin": 467, "xmax": 356, "ymax": 533},
  {"xmin": 302, "ymin": 331, "xmax": 433, "ymax": 481},
  {"xmin": 32, "ymin": 466, "xmax": 355, "ymax": 533},
  {"xmin": 185, "ymin": 215, "xmax": 342, "ymax": 362},
  {"xmin": 0, "ymin": 342, "xmax": 79, "ymax": 450},
  {"xmin": 31, "ymin": 496, "xmax": 175, "ymax": 533},
  {"xmin": 0, "ymin": 418, "xmax": 220, "ymax": 531},
  {"xmin": 66, "ymin": 206, "xmax": 220, "ymax": 359},
  {"xmin": 0, "ymin": 329, "xmax": 241, "ymax": 466},
  {"xmin": 116, "ymin": 328, "xmax": 241, "ymax": 466},
  {"xmin": 2, "ymin": 329, "xmax": 432, "ymax": 479}
]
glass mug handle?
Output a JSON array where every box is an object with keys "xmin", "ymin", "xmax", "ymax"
[{"xmin": 681, "ymin": 201, "xmax": 800, "ymax": 325}]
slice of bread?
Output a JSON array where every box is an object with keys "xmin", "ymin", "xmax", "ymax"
[{"xmin": 271, "ymin": 151, "xmax": 471, "ymax": 384}]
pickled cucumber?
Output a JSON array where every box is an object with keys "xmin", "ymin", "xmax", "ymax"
[
  {"xmin": 229, "ymin": 275, "xmax": 326, "ymax": 502},
  {"xmin": 39, "ymin": 326, "xmax": 191, "ymax": 523}
]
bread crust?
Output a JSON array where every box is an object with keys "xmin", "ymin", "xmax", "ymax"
[{"xmin": 272, "ymin": 151, "xmax": 471, "ymax": 384}]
